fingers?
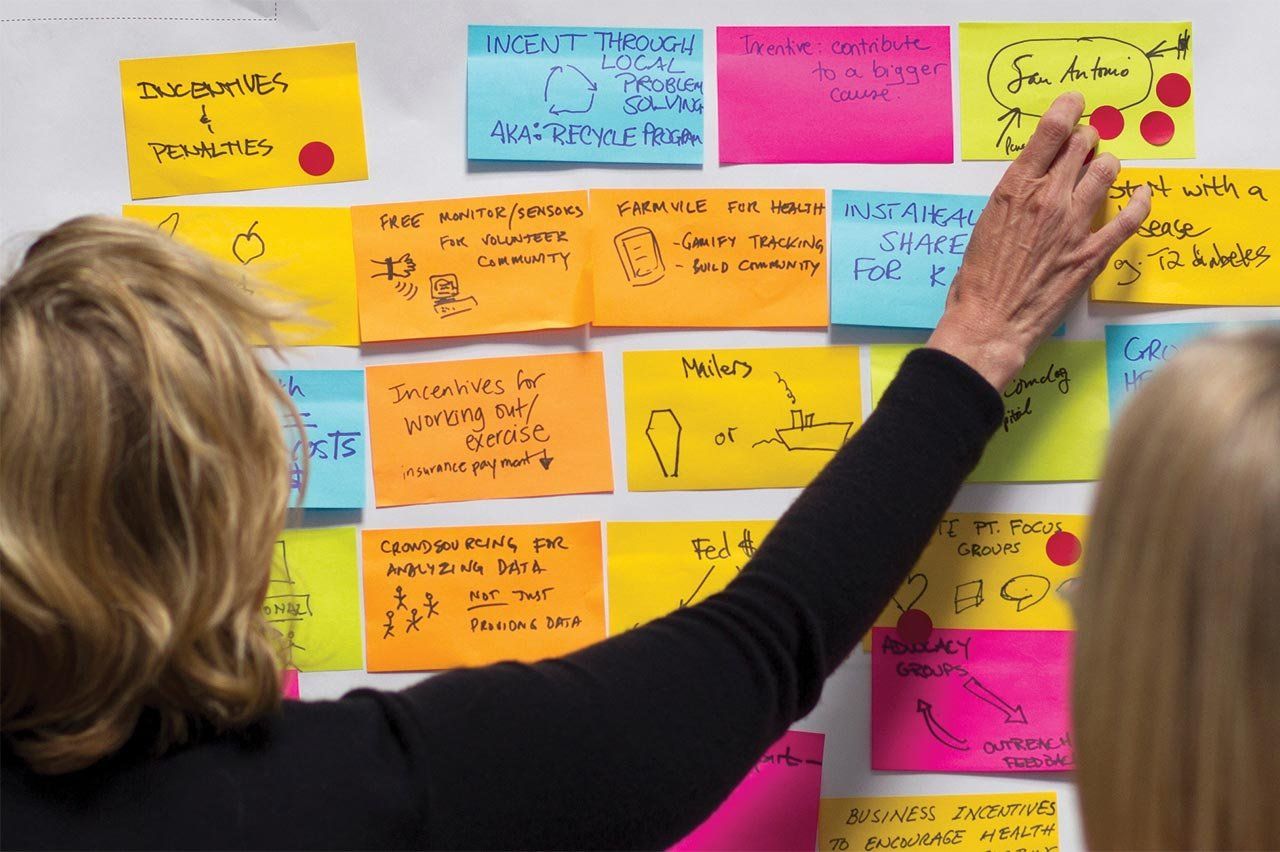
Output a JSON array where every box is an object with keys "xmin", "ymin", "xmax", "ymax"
[
  {"xmin": 1014, "ymin": 92, "xmax": 1085, "ymax": 177},
  {"xmin": 1073, "ymin": 152, "xmax": 1121, "ymax": 215},
  {"xmin": 1088, "ymin": 184, "xmax": 1153, "ymax": 261},
  {"xmin": 1049, "ymin": 124, "xmax": 1099, "ymax": 188}
]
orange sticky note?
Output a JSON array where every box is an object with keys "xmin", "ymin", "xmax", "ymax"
[
  {"xmin": 590, "ymin": 189, "xmax": 828, "ymax": 327},
  {"xmin": 362, "ymin": 521, "xmax": 606, "ymax": 671},
  {"xmin": 367, "ymin": 352, "xmax": 613, "ymax": 507},
  {"xmin": 351, "ymin": 191, "xmax": 593, "ymax": 341}
]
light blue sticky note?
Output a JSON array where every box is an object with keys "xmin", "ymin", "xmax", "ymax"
[
  {"xmin": 830, "ymin": 190, "xmax": 987, "ymax": 329},
  {"xmin": 1105, "ymin": 321, "xmax": 1279, "ymax": 413},
  {"xmin": 273, "ymin": 370, "xmax": 366, "ymax": 509},
  {"xmin": 467, "ymin": 25, "xmax": 704, "ymax": 164}
]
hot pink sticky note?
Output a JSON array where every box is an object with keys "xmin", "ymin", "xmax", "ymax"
[
  {"xmin": 281, "ymin": 669, "xmax": 300, "ymax": 700},
  {"xmin": 871, "ymin": 628, "xmax": 1073, "ymax": 772},
  {"xmin": 672, "ymin": 730, "xmax": 824, "ymax": 851},
  {"xmin": 716, "ymin": 27, "xmax": 953, "ymax": 163}
]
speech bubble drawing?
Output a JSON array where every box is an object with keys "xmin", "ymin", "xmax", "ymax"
[{"xmin": 986, "ymin": 37, "xmax": 1153, "ymax": 118}]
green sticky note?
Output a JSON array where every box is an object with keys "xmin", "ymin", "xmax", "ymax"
[
  {"xmin": 268, "ymin": 527, "xmax": 363, "ymax": 672},
  {"xmin": 870, "ymin": 340, "xmax": 1110, "ymax": 482}
]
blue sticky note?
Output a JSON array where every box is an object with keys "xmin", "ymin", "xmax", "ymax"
[
  {"xmin": 830, "ymin": 190, "xmax": 987, "ymax": 329},
  {"xmin": 467, "ymin": 25, "xmax": 704, "ymax": 164},
  {"xmin": 1105, "ymin": 320, "xmax": 1279, "ymax": 413},
  {"xmin": 273, "ymin": 370, "xmax": 366, "ymax": 509}
]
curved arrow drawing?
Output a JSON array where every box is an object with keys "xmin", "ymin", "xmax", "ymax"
[
  {"xmin": 544, "ymin": 63, "xmax": 597, "ymax": 116},
  {"xmin": 916, "ymin": 699, "xmax": 969, "ymax": 750},
  {"xmin": 963, "ymin": 676, "xmax": 1028, "ymax": 724}
]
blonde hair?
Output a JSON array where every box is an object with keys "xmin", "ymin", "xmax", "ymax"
[
  {"xmin": 1, "ymin": 215, "xmax": 301, "ymax": 774},
  {"xmin": 1074, "ymin": 327, "xmax": 1280, "ymax": 849}
]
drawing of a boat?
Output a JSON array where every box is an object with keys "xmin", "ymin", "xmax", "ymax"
[{"xmin": 774, "ymin": 409, "xmax": 853, "ymax": 452}]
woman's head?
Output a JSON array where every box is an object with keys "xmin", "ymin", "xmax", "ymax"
[
  {"xmin": 1, "ymin": 216, "xmax": 298, "ymax": 774},
  {"xmin": 1074, "ymin": 327, "xmax": 1280, "ymax": 849}
]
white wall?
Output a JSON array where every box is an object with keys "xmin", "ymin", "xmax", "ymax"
[{"xmin": 3, "ymin": 2, "xmax": 1278, "ymax": 849}]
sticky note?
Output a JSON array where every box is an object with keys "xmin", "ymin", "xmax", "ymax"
[
  {"xmin": 623, "ymin": 347, "xmax": 861, "ymax": 491},
  {"xmin": 830, "ymin": 190, "xmax": 986, "ymax": 328},
  {"xmin": 120, "ymin": 43, "xmax": 368, "ymax": 198},
  {"xmin": 871, "ymin": 341, "xmax": 1109, "ymax": 482},
  {"xmin": 123, "ymin": 204, "xmax": 359, "ymax": 346},
  {"xmin": 716, "ymin": 27, "xmax": 952, "ymax": 164},
  {"xmin": 959, "ymin": 22, "xmax": 1194, "ymax": 160},
  {"xmin": 874, "ymin": 514, "xmax": 1084, "ymax": 637},
  {"xmin": 591, "ymin": 189, "xmax": 828, "ymax": 327},
  {"xmin": 1105, "ymin": 320, "xmax": 1280, "ymax": 412},
  {"xmin": 350, "ymin": 192, "xmax": 592, "ymax": 341},
  {"xmin": 362, "ymin": 522, "xmax": 605, "ymax": 671},
  {"xmin": 607, "ymin": 521, "xmax": 775, "ymax": 634},
  {"xmin": 1091, "ymin": 169, "xmax": 1280, "ymax": 306},
  {"xmin": 281, "ymin": 669, "xmax": 300, "ymax": 699},
  {"xmin": 467, "ymin": 26, "xmax": 703, "ymax": 164},
  {"xmin": 366, "ymin": 352, "xmax": 613, "ymax": 507},
  {"xmin": 673, "ymin": 731, "xmax": 824, "ymax": 852},
  {"xmin": 818, "ymin": 792, "xmax": 1059, "ymax": 852},
  {"xmin": 871, "ymin": 627, "xmax": 1073, "ymax": 772},
  {"xmin": 269, "ymin": 527, "xmax": 363, "ymax": 672},
  {"xmin": 273, "ymin": 370, "xmax": 366, "ymax": 509}
]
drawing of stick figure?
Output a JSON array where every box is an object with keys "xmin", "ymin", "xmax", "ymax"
[
  {"xmin": 423, "ymin": 592, "xmax": 440, "ymax": 619},
  {"xmin": 394, "ymin": 585, "xmax": 408, "ymax": 611},
  {"xmin": 382, "ymin": 610, "xmax": 396, "ymax": 639},
  {"xmin": 406, "ymin": 608, "xmax": 423, "ymax": 634},
  {"xmin": 285, "ymin": 629, "xmax": 305, "ymax": 652}
]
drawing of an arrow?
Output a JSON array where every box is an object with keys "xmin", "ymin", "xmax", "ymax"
[
  {"xmin": 544, "ymin": 64, "xmax": 597, "ymax": 115},
  {"xmin": 963, "ymin": 676, "xmax": 1028, "ymax": 724},
  {"xmin": 996, "ymin": 106, "xmax": 1022, "ymax": 148},
  {"xmin": 678, "ymin": 565, "xmax": 716, "ymax": 608},
  {"xmin": 916, "ymin": 699, "xmax": 969, "ymax": 751},
  {"xmin": 1145, "ymin": 40, "xmax": 1177, "ymax": 58},
  {"xmin": 527, "ymin": 448, "xmax": 555, "ymax": 470}
]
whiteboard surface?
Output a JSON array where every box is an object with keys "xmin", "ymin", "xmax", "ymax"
[{"xmin": 3, "ymin": 1, "xmax": 1278, "ymax": 849}]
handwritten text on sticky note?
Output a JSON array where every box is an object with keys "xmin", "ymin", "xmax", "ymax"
[
  {"xmin": 624, "ymin": 347, "xmax": 860, "ymax": 491},
  {"xmin": 717, "ymin": 27, "xmax": 952, "ymax": 164},
  {"xmin": 467, "ymin": 26, "xmax": 703, "ymax": 164},
  {"xmin": 273, "ymin": 370, "xmax": 366, "ymax": 509},
  {"xmin": 367, "ymin": 352, "xmax": 613, "ymax": 507},
  {"xmin": 270, "ymin": 527, "xmax": 363, "ymax": 672},
  {"xmin": 362, "ymin": 522, "xmax": 605, "ymax": 671},
  {"xmin": 351, "ymin": 192, "xmax": 592, "ymax": 341},
  {"xmin": 120, "ymin": 43, "xmax": 368, "ymax": 198},
  {"xmin": 818, "ymin": 791, "xmax": 1059, "ymax": 852},
  {"xmin": 591, "ymin": 189, "xmax": 828, "ymax": 328},
  {"xmin": 871, "ymin": 627, "xmax": 1073, "ymax": 772}
]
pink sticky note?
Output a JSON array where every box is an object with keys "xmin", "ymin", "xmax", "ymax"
[
  {"xmin": 281, "ymin": 669, "xmax": 300, "ymax": 700},
  {"xmin": 672, "ymin": 730, "xmax": 824, "ymax": 852},
  {"xmin": 871, "ymin": 628, "xmax": 1073, "ymax": 772},
  {"xmin": 716, "ymin": 27, "xmax": 953, "ymax": 163}
]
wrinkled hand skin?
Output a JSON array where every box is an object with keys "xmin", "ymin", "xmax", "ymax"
[{"xmin": 928, "ymin": 91, "xmax": 1153, "ymax": 390}]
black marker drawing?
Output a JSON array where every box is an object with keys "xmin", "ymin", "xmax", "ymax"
[
  {"xmin": 1113, "ymin": 257, "xmax": 1142, "ymax": 285},
  {"xmin": 954, "ymin": 579, "xmax": 985, "ymax": 613},
  {"xmin": 1000, "ymin": 574, "xmax": 1051, "ymax": 611},
  {"xmin": 891, "ymin": 573, "xmax": 928, "ymax": 612},
  {"xmin": 544, "ymin": 64, "xmax": 597, "ymax": 116},
  {"xmin": 156, "ymin": 211, "xmax": 180, "ymax": 237},
  {"xmin": 963, "ymin": 676, "xmax": 1028, "ymax": 724},
  {"xmin": 394, "ymin": 585, "xmax": 408, "ymax": 611},
  {"xmin": 678, "ymin": 565, "xmax": 716, "ymax": 608},
  {"xmin": 283, "ymin": 628, "xmax": 304, "ymax": 653},
  {"xmin": 645, "ymin": 408, "xmax": 682, "ymax": 477},
  {"xmin": 405, "ymin": 607, "xmax": 422, "ymax": 633},
  {"xmin": 262, "ymin": 591, "xmax": 312, "ymax": 624},
  {"xmin": 614, "ymin": 226, "xmax": 666, "ymax": 286},
  {"xmin": 774, "ymin": 371, "xmax": 797, "ymax": 405},
  {"xmin": 430, "ymin": 273, "xmax": 479, "ymax": 317},
  {"xmin": 754, "ymin": 409, "xmax": 854, "ymax": 452},
  {"xmin": 382, "ymin": 610, "xmax": 395, "ymax": 640},
  {"xmin": 422, "ymin": 592, "xmax": 440, "ymax": 620},
  {"xmin": 370, "ymin": 252, "xmax": 416, "ymax": 280},
  {"xmin": 522, "ymin": 448, "xmax": 555, "ymax": 470},
  {"xmin": 232, "ymin": 221, "xmax": 266, "ymax": 265},
  {"xmin": 916, "ymin": 699, "xmax": 969, "ymax": 751},
  {"xmin": 199, "ymin": 104, "xmax": 214, "ymax": 134},
  {"xmin": 270, "ymin": 540, "xmax": 293, "ymax": 585}
]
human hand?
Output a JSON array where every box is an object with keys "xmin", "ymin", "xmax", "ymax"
[{"xmin": 927, "ymin": 91, "xmax": 1152, "ymax": 390}]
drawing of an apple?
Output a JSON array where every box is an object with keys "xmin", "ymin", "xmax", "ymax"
[{"xmin": 232, "ymin": 220, "xmax": 266, "ymax": 265}]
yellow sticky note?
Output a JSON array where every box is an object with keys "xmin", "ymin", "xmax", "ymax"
[
  {"xmin": 818, "ymin": 792, "xmax": 1059, "ymax": 852},
  {"xmin": 871, "ymin": 341, "xmax": 1109, "ymax": 482},
  {"xmin": 590, "ymin": 189, "xmax": 828, "ymax": 327},
  {"xmin": 606, "ymin": 520, "xmax": 774, "ymax": 634},
  {"xmin": 123, "ymin": 204, "xmax": 359, "ymax": 346},
  {"xmin": 361, "ymin": 522, "xmax": 605, "ymax": 671},
  {"xmin": 874, "ymin": 513, "xmax": 1084, "ymax": 635},
  {"xmin": 120, "ymin": 43, "xmax": 368, "ymax": 198},
  {"xmin": 623, "ymin": 347, "xmax": 861, "ymax": 491},
  {"xmin": 1092, "ymin": 168, "xmax": 1280, "ymax": 306},
  {"xmin": 350, "ymin": 192, "xmax": 592, "ymax": 341},
  {"xmin": 269, "ymin": 527, "xmax": 363, "ymax": 672},
  {"xmin": 959, "ymin": 22, "xmax": 1194, "ymax": 160}
]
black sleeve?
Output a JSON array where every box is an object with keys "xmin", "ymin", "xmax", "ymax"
[{"xmin": 356, "ymin": 348, "xmax": 1004, "ymax": 850}]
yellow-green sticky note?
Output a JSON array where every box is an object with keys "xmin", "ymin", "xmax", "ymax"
[{"xmin": 269, "ymin": 527, "xmax": 363, "ymax": 672}]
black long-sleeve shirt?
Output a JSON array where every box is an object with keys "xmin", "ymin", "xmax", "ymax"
[{"xmin": 1, "ymin": 348, "xmax": 1002, "ymax": 851}]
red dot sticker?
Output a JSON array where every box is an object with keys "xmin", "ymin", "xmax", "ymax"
[
  {"xmin": 1045, "ymin": 531, "xmax": 1082, "ymax": 567},
  {"xmin": 1089, "ymin": 105, "xmax": 1125, "ymax": 140},
  {"xmin": 1156, "ymin": 72, "xmax": 1191, "ymax": 108},
  {"xmin": 896, "ymin": 608, "xmax": 933, "ymax": 644},
  {"xmin": 1140, "ymin": 111, "xmax": 1175, "ymax": 146},
  {"xmin": 298, "ymin": 141, "xmax": 334, "ymax": 176}
]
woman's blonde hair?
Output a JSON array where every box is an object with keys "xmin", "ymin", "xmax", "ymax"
[
  {"xmin": 1, "ymin": 215, "xmax": 301, "ymax": 774},
  {"xmin": 1074, "ymin": 327, "xmax": 1280, "ymax": 849}
]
